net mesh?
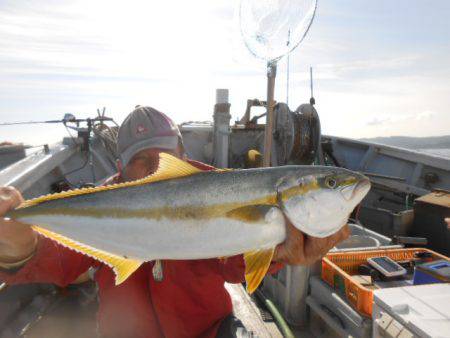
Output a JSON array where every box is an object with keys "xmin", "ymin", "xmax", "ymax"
[{"xmin": 239, "ymin": 0, "xmax": 318, "ymax": 62}]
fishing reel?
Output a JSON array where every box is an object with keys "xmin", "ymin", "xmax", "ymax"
[{"xmin": 273, "ymin": 102, "xmax": 321, "ymax": 165}]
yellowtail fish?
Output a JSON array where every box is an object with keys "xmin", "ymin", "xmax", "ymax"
[{"xmin": 7, "ymin": 153, "xmax": 370, "ymax": 292}]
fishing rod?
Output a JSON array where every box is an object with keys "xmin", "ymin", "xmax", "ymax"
[
  {"xmin": 0, "ymin": 120, "xmax": 62, "ymax": 126},
  {"xmin": 0, "ymin": 114, "xmax": 114, "ymax": 127}
]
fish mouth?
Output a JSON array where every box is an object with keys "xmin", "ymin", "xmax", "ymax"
[
  {"xmin": 340, "ymin": 178, "xmax": 371, "ymax": 201},
  {"xmin": 354, "ymin": 178, "xmax": 371, "ymax": 198}
]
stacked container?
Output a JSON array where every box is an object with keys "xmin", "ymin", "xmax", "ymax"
[{"xmin": 262, "ymin": 223, "xmax": 399, "ymax": 331}]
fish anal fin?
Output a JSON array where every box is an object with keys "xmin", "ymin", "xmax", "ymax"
[
  {"xmin": 244, "ymin": 247, "xmax": 275, "ymax": 294},
  {"xmin": 226, "ymin": 205, "xmax": 276, "ymax": 223},
  {"xmin": 31, "ymin": 225, "xmax": 142, "ymax": 285}
]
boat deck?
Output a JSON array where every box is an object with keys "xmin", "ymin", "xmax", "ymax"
[{"xmin": 5, "ymin": 283, "xmax": 303, "ymax": 338}]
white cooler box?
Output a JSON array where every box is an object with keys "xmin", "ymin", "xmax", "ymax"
[{"xmin": 373, "ymin": 284, "xmax": 450, "ymax": 338}]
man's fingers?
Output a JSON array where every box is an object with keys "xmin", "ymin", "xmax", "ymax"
[
  {"xmin": 320, "ymin": 225, "xmax": 349, "ymax": 250},
  {"xmin": 0, "ymin": 187, "xmax": 37, "ymax": 263},
  {"xmin": 0, "ymin": 187, "xmax": 27, "ymax": 231},
  {"xmin": 339, "ymin": 224, "xmax": 351, "ymax": 239},
  {"xmin": 331, "ymin": 224, "xmax": 350, "ymax": 244},
  {"xmin": 273, "ymin": 218, "xmax": 306, "ymax": 264},
  {"xmin": 302, "ymin": 225, "xmax": 351, "ymax": 264},
  {"xmin": 324, "ymin": 226, "xmax": 348, "ymax": 252},
  {"xmin": 274, "ymin": 220, "xmax": 351, "ymax": 266},
  {"xmin": 0, "ymin": 186, "xmax": 23, "ymax": 216}
]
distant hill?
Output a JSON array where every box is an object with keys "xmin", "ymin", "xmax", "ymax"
[{"xmin": 359, "ymin": 135, "xmax": 450, "ymax": 150}]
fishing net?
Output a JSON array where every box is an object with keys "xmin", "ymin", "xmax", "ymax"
[{"xmin": 239, "ymin": 0, "xmax": 318, "ymax": 62}]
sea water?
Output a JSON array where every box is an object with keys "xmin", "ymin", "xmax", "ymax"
[{"xmin": 419, "ymin": 148, "xmax": 450, "ymax": 159}]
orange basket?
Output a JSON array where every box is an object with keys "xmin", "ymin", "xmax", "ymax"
[{"xmin": 321, "ymin": 248, "xmax": 449, "ymax": 317}]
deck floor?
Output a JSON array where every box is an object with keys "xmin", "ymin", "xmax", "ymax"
[
  {"xmin": 226, "ymin": 283, "xmax": 315, "ymax": 338},
  {"xmin": 10, "ymin": 283, "xmax": 314, "ymax": 338},
  {"xmin": 225, "ymin": 283, "xmax": 282, "ymax": 337}
]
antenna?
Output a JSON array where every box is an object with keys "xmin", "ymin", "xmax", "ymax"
[
  {"xmin": 310, "ymin": 66, "xmax": 315, "ymax": 105},
  {"xmin": 0, "ymin": 115, "xmax": 113, "ymax": 127}
]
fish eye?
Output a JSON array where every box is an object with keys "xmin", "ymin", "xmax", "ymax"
[{"xmin": 325, "ymin": 177, "xmax": 337, "ymax": 189}]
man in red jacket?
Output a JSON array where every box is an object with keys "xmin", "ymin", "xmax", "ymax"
[{"xmin": 0, "ymin": 106, "xmax": 349, "ymax": 338}]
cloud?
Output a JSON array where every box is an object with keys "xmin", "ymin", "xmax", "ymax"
[
  {"xmin": 366, "ymin": 117, "xmax": 391, "ymax": 126},
  {"xmin": 415, "ymin": 110, "xmax": 435, "ymax": 120},
  {"xmin": 314, "ymin": 55, "xmax": 422, "ymax": 80},
  {"xmin": 1, "ymin": 0, "xmax": 449, "ymax": 145},
  {"xmin": 366, "ymin": 110, "xmax": 437, "ymax": 127},
  {"xmin": 0, "ymin": 0, "xmax": 239, "ymax": 80}
]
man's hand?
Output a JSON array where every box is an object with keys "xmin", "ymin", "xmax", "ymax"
[
  {"xmin": 0, "ymin": 187, "xmax": 38, "ymax": 264},
  {"xmin": 273, "ymin": 218, "xmax": 350, "ymax": 265}
]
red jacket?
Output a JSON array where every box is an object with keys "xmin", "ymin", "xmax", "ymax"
[{"xmin": 0, "ymin": 160, "xmax": 283, "ymax": 338}]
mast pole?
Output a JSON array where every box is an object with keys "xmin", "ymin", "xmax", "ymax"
[
  {"xmin": 263, "ymin": 61, "xmax": 277, "ymax": 167},
  {"xmin": 286, "ymin": 29, "xmax": 291, "ymax": 105}
]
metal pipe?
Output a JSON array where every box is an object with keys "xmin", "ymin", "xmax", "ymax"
[
  {"xmin": 263, "ymin": 61, "xmax": 277, "ymax": 167},
  {"xmin": 213, "ymin": 89, "xmax": 231, "ymax": 168}
]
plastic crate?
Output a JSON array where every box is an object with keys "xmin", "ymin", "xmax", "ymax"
[{"xmin": 321, "ymin": 248, "xmax": 449, "ymax": 318}]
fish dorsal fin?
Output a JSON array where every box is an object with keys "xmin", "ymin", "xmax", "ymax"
[
  {"xmin": 243, "ymin": 248, "xmax": 275, "ymax": 294},
  {"xmin": 32, "ymin": 225, "xmax": 143, "ymax": 285},
  {"xmin": 18, "ymin": 153, "xmax": 204, "ymax": 209},
  {"xmin": 156, "ymin": 152, "xmax": 204, "ymax": 178}
]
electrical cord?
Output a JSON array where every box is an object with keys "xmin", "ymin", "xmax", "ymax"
[{"xmin": 61, "ymin": 153, "xmax": 89, "ymax": 179}]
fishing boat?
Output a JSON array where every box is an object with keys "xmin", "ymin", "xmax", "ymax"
[
  {"xmin": 0, "ymin": 88, "xmax": 449, "ymax": 337},
  {"xmin": 0, "ymin": 143, "xmax": 28, "ymax": 171},
  {"xmin": 1, "ymin": 1, "xmax": 449, "ymax": 337}
]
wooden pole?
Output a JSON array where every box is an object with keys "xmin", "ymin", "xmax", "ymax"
[{"xmin": 263, "ymin": 61, "xmax": 277, "ymax": 167}]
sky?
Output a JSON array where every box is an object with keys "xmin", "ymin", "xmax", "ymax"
[{"xmin": 0, "ymin": 0, "xmax": 449, "ymax": 145}]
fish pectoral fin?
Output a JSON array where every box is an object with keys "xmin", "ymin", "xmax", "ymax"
[
  {"xmin": 226, "ymin": 205, "xmax": 274, "ymax": 223},
  {"xmin": 243, "ymin": 247, "xmax": 275, "ymax": 294},
  {"xmin": 31, "ymin": 225, "xmax": 143, "ymax": 285}
]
